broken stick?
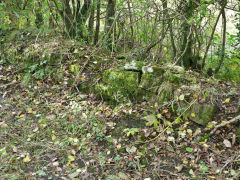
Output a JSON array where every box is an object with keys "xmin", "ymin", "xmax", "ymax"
[{"xmin": 210, "ymin": 114, "xmax": 240, "ymax": 135}]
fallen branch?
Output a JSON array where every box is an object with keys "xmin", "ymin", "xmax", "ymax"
[{"xmin": 210, "ymin": 114, "xmax": 240, "ymax": 135}]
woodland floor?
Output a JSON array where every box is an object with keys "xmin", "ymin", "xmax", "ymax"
[{"xmin": 1, "ymin": 49, "xmax": 240, "ymax": 179}]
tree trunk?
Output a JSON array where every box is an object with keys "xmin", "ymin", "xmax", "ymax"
[
  {"xmin": 105, "ymin": 0, "xmax": 116, "ymax": 49},
  {"xmin": 94, "ymin": 0, "xmax": 100, "ymax": 44},
  {"xmin": 179, "ymin": 0, "xmax": 195, "ymax": 68},
  {"xmin": 63, "ymin": 0, "xmax": 75, "ymax": 37},
  {"xmin": 35, "ymin": 1, "xmax": 44, "ymax": 29},
  {"xmin": 162, "ymin": 0, "xmax": 176, "ymax": 59},
  {"xmin": 215, "ymin": 2, "xmax": 227, "ymax": 74},
  {"xmin": 127, "ymin": 0, "xmax": 134, "ymax": 48},
  {"xmin": 88, "ymin": 0, "xmax": 95, "ymax": 43}
]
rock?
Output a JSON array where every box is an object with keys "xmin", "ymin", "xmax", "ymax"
[
  {"xmin": 164, "ymin": 70, "xmax": 184, "ymax": 84},
  {"xmin": 185, "ymin": 103, "xmax": 217, "ymax": 126},
  {"xmin": 124, "ymin": 60, "xmax": 145, "ymax": 71},
  {"xmin": 140, "ymin": 66, "xmax": 165, "ymax": 97},
  {"xmin": 95, "ymin": 69, "xmax": 140, "ymax": 103},
  {"xmin": 142, "ymin": 66, "xmax": 165, "ymax": 75},
  {"xmin": 156, "ymin": 82, "xmax": 174, "ymax": 104}
]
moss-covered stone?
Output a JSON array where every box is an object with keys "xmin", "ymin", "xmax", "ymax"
[
  {"xmin": 124, "ymin": 60, "xmax": 145, "ymax": 71},
  {"xmin": 164, "ymin": 70, "xmax": 184, "ymax": 84},
  {"xmin": 142, "ymin": 66, "xmax": 165, "ymax": 75},
  {"xmin": 95, "ymin": 69, "xmax": 140, "ymax": 103},
  {"xmin": 156, "ymin": 82, "xmax": 174, "ymax": 104},
  {"xmin": 140, "ymin": 66, "xmax": 165, "ymax": 90},
  {"xmin": 185, "ymin": 103, "xmax": 217, "ymax": 126}
]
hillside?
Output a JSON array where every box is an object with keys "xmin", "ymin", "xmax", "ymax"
[{"xmin": 1, "ymin": 39, "xmax": 240, "ymax": 179}]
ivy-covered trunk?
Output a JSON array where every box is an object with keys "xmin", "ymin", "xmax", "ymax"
[
  {"xmin": 35, "ymin": 1, "xmax": 44, "ymax": 29},
  {"xmin": 179, "ymin": 0, "xmax": 198, "ymax": 69}
]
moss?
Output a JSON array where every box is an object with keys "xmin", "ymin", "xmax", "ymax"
[
  {"xmin": 156, "ymin": 82, "xmax": 174, "ymax": 104},
  {"xmin": 124, "ymin": 60, "xmax": 145, "ymax": 71},
  {"xmin": 69, "ymin": 64, "xmax": 81, "ymax": 76},
  {"xmin": 122, "ymin": 114, "xmax": 145, "ymax": 128},
  {"xmin": 185, "ymin": 103, "xmax": 217, "ymax": 126},
  {"xmin": 164, "ymin": 70, "xmax": 184, "ymax": 84},
  {"xmin": 140, "ymin": 73, "xmax": 156, "ymax": 89},
  {"xmin": 95, "ymin": 69, "xmax": 140, "ymax": 103},
  {"xmin": 152, "ymin": 66, "xmax": 165, "ymax": 75},
  {"xmin": 140, "ymin": 66, "xmax": 164, "ymax": 90}
]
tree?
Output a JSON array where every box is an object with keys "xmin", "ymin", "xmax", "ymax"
[
  {"xmin": 105, "ymin": 0, "xmax": 116, "ymax": 49},
  {"xmin": 51, "ymin": 0, "xmax": 92, "ymax": 38}
]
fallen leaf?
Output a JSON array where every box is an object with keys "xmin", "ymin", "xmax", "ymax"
[
  {"xmin": 175, "ymin": 165, "xmax": 183, "ymax": 172},
  {"xmin": 0, "ymin": 121, "xmax": 8, "ymax": 128},
  {"xmin": 179, "ymin": 94, "xmax": 185, "ymax": 101},
  {"xmin": 126, "ymin": 146, "xmax": 137, "ymax": 154},
  {"xmin": 37, "ymin": 81, "xmax": 42, "ymax": 86},
  {"xmin": 20, "ymin": 114, "xmax": 26, "ymax": 120},
  {"xmin": 68, "ymin": 171, "xmax": 80, "ymax": 178},
  {"xmin": 223, "ymin": 139, "xmax": 231, "ymax": 148},
  {"xmin": 23, "ymin": 155, "xmax": 31, "ymax": 163},
  {"xmin": 68, "ymin": 155, "xmax": 75, "ymax": 162},
  {"xmin": 199, "ymin": 98, "xmax": 206, "ymax": 104},
  {"xmin": 33, "ymin": 127, "xmax": 39, "ymax": 132},
  {"xmin": 52, "ymin": 161, "xmax": 59, "ymax": 167},
  {"xmin": 52, "ymin": 135, "xmax": 56, "ymax": 141},
  {"xmin": 225, "ymin": 98, "xmax": 230, "ymax": 103}
]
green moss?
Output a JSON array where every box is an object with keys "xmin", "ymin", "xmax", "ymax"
[
  {"xmin": 95, "ymin": 69, "xmax": 140, "ymax": 103},
  {"xmin": 140, "ymin": 66, "xmax": 164, "ymax": 90},
  {"xmin": 49, "ymin": 53, "xmax": 62, "ymax": 65},
  {"xmin": 152, "ymin": 66, "xmax": 165, "ymax": 75},
  {"xmin": 185, "ymin": 104, "xmax": 217, "ymax": 126},
  {"xmin": 164, "ymin": 70, "xmax": 184, "ymax": 84},
  {"xmin": 124, "ymin": 60, "xmax": 145, "ymax": 71},
  {"xmin": 140, "ymin": 73, "xmax": 156, "ymax": 89},
  {"xmin": 156, "ymin": 82, "xmax": 174, "ymax": 104}
]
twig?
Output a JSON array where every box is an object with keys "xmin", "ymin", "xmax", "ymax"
[
  {"xmin": 210, "ymin": 114, "xmax": 240, "ymax": 135},
  {"xmin": 220, "ymin": 154, "xmax": 240, "ymax": 172}
]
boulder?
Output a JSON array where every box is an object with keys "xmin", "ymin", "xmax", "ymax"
[
  {"xmin": 95, "ymin": 69, "xmax": 140, "ymax": 103},
  {"xmin": 156, "ymin": 82, "xmax": 174, "ymax": 105},
  {"xmin": 184, "ymin": 103, "xmax": 217, "ymax": 126}
]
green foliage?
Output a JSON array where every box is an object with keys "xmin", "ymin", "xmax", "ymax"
[
  {"xmin": 123, "ymin": 128, "xmax": 139, "ymax": 137},
  {"xmin": 206, "ymin": 33, "xmax": 240, "ymax": 84},
  {"xmin": 0, "ymin": 3, "xmax": 11, "ymax": 31}
]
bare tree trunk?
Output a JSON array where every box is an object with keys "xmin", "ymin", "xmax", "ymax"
[
  {"xmin": 162, "ymin": 0, "xmax": 176, "ymax": 58},
  {"xmin": 215, "ymin": 5, "xmax": 226, "ymax": 73},
  {"xmin": 127, "ymin": 0, "xmax": 134, "ymax": 48},
  {"xmin": 201, "ymin": 8, "xmax": 223, "ymax": 70}
]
